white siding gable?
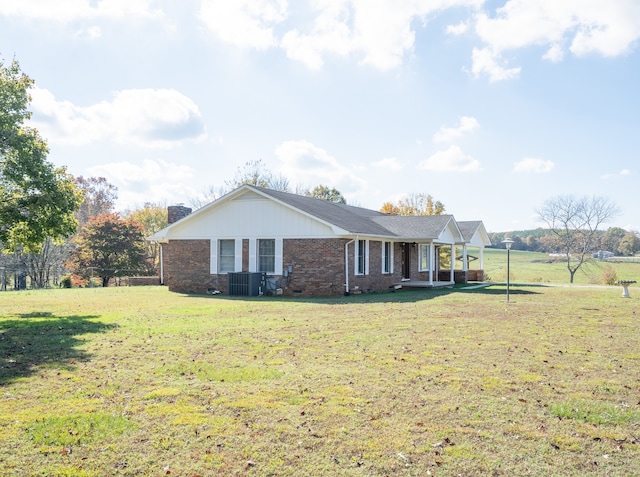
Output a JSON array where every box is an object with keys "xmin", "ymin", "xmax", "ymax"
[
  {"xmin": 167, "ymin": 191, "xmax": 337, "ymax": 240},
  {"xmin": 437, "ymin": 219, "xmax": 463, "ymax": 244}
]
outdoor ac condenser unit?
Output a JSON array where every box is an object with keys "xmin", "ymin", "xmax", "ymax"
[{"xmin": 228, "ymin": 272, "xmax": 264, "ymax": 296}]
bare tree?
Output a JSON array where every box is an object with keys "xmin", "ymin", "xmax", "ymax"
[
  {"xmin": 224, "ymin": 159, "xmax": 291, "ymax": 192},
  {"xmin": 536, "ymin": 195, "xmax": 620, "ymax": 283},
  {"xmin": 75, "ymin": 176, "xmax": 118, "ymax": 227},
  {"xmin": 17, "ymin": 238, "xmax": 69, "ymax": 288},
  {"xmin": 189, "ymin": 184, "xmax": 226, "ymax": 209}
]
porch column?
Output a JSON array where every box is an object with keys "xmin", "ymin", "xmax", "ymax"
[
  {"xmin": 450, "ymin": 244, "xmax": 455, "ymax": 282},
  {"xmin": 462, "ymin": 244, "xmax": 468, "ymax": 272},
  {"xmin": 429, "ymin": 243, "xmax": 434, "ymax": 285}
]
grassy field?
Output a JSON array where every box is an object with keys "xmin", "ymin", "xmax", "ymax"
[
  {"xmin": 1, "ymin": 284, "xmax": 639, "ymax": 476},
  {"xmin": 474, "ymin": 248, "xmax": 640, "ymax": 285}
]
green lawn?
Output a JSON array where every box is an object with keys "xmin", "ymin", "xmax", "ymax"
[
  {"xmin": 475, "ymin": 248, "xmax": 640, "ymax": 285},
  {"xmin": 1, "ymin": 285, "xmax": 639, "ymax": 476}
]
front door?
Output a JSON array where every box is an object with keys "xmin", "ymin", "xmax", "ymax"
[{"xmin": 402, "ymin": 243, "xmax": 411, "ymax": 280}]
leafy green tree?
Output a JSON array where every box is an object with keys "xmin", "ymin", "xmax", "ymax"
[
  {"xmin": 67, "ymin": 213, "xmax": 147, "ymax": 287},
  {"xmin": 307, "ymin": 185, "xmax": 346, "ymax": 204},
  {"xmin": 600, "ymin": 227, "xmax": 626, "ymax": 253},
  {"xmin": 0, "ymin": 58, "xmax": 81, "ymax": 252},
  {"xmin": 618, "ymin": 232, "xmax": 640, "ymax": 256}
]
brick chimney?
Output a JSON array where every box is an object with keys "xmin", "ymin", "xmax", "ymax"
[{"xmin": 167, "ymin": 205, "xmax": 192, "ymax": 224}]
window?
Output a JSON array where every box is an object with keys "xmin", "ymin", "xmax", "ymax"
[
  {"xmin": 218, "ymin": 239, "xmax": 235, "ymax": 273},
  {"xmin": 382, "ymin": 241, "xmax": 392, "ymax": 274},
  {"xmin": 258, "ymin": 239, "xmax": 275, "ymax": 273},
  {"xmin": 356, "ymin": 239, "xmax": 368, "ymax": 275},
  {"xmin": 419, "ymin": 244, "xmax": 430, "ymax": 271}
]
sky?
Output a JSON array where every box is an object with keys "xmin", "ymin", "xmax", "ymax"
[{"xmin": 1, "ymin": 0, "xmax": 639, "ymax": 233}]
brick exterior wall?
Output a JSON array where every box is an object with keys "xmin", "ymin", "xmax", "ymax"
[
  {"xmin": 346, "ymin": 240, "xmax": 403, "ymax": 295},
  {"xmin": 162, "ymin": 239, "xmax": 214, "ymax": 294},
  {"xmin": 242, "ymin": 239, "xmax": 249, "ymax": 272},
  {"xmin": 167, "ymin": 205, "xmax": 192, "ymax": 224},
  {"xmin": 162, "ymin": 238, "xmax": 408, "ymax": 297}
]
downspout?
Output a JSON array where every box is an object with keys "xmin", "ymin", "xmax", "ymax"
[{"xmin": 344, "ymin": 239, "xmax": 355, "ymax": 295}]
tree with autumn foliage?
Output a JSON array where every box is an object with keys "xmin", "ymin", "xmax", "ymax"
[
  {"xmin": 67, "ymin": 213, "xmax": 147, "ymax": 286},
  {"xmin": 124, "ymin": 203, "xmax": 168, "ymax": 274},
  {"xmin": 380, "ymin": 193, "xmax": 446, "ymax": 216}
]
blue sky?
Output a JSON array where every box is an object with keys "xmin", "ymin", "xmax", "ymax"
[{"xmin": 1, "ymin": 0, "xmax": 638, "ymax": 232}]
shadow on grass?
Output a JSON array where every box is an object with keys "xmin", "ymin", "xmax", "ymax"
[
  {"xmin": 0, "ymin": 312, "xmax": 116, "ymax": 385},
  {"xmin": 178, "ymin": 283, "xmax": 543, "ymax": 305},
  {"xmin": 457, "ymin": 286, "xmax": 543, "ymax": 296}
]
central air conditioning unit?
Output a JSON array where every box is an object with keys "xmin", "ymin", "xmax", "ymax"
[{"xmin": 228, "ymin": 272, "xmax": 264, "ymax": 296}]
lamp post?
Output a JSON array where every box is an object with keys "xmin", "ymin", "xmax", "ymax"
[{"xmin": 502, "ymin": 238, "xmax": 514, "ymax": 302}]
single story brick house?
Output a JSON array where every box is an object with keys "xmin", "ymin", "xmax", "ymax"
[{"xmin": 148, "ymin": 185, "xmax": 491, "ymax": 297}]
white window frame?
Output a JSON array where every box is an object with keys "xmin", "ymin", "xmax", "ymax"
[
  {"xmin": 356, "ymin": 239, "xmax": 369, "ymax": 275},
  {"xmin": 211, "ymin": 238, "xmax": 242, "ymax": 274},
  {"xmin": 249, "ymin": 238, "xmax": 283, "ymax": 275},
  {"xmin": 382, "ymin": 241, "xmax": 393, "ymax": 274},
  {"xmin": 218, "ymin": 239, "xmax": 236, "ymax": 274},
  {"xmin": 257, "ymin": 238, "xmax": 276, "ymax": 273},
  {"xmin": 418, "ymin": 243, "xmax": 430, "ymax": 272}
]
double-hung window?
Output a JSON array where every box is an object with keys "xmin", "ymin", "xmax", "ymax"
[
  {"xmin": 382, "ymin": 241, "xmax": 392, "ymax": 274},
  {"xmin": 258, "ymin": 239, "xmax": 276, "ymax": 273},
  {"xmin": 218, "ymin": 239, "xmax": 235, "ymax": 273},
  {"xmin": 418, "ymin": 244, "xmax": 430, "ymax": 271},
  {"xmin": 356, "ymin": 239, "xmax": 368, "ymax": 275}
]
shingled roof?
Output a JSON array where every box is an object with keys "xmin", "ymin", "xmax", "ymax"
[
  {"xmin": 150, "ymin": 185, "xmax": 476, "ymax": 243},
  {"xmin": 253, "ymin": 186, "xmax": 459, "ymax": 240},
  {"xmin": 253, "ymin": 186, "xmax": 393, "ymax": 236}
]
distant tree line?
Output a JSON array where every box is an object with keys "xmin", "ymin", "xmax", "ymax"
[{"xmin": 490, "ymin": 227, "xmax": 640, "ymax": 257}]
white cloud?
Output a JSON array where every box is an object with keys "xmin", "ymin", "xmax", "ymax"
[
  {"xmin": 88, "ymin": 159, "xmax": 197, "ymax": 209},
  {"xmin": 372, "ymin": 157, "xmax": 404, "ymax": 171},
  {"xmin": 285, "ymin": 0, "xmax": 482, "ymax": 70},
  {"xmin": 274, "ymin": 140, "xmax": 366, "ymax": 193},
  {"xmin": 470, "ymin": 47, "xmax": 521, "ymax": 82},
  {"xmin": 199, "ymin": 0, "xmax": 288, "ymax": 50},
  {"xmin": 196, "ymin": 0, "xmax": 482, "ymax": 70},
  {"xmin": 446, "ymin": 21, "xmax": 469, "ymax": 36},
  {"xmin": 433, "ymin": 116, "xmax": 479, "ymax": 143},
  {"xmin": 472, "ymin": 0, "xmax": 640, "ymax": 79},
  {"xmin": 418, "ymin": 145, "xmax": 481, "ymax": 172},
  {"xmin": 0, "ymin": 0, "xmax": 164, "ymax": 22},
  {"xmin": 542, "ymin": 43, "xmax": 564, "ymax": 62},
  {"xmin": 74, "ymin": 25, "xmax": 102, "ymax": 40},
  {"xmin": 513, "ymin": 157, "xmax": 554, "ymax": 173},
  {"xmin": 30, "ymin": 87, "xmax": 207, "ymax": 148},
  {"xmin": 602, "ymin": 168, "xmax": 632, "ymax": 180}
]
